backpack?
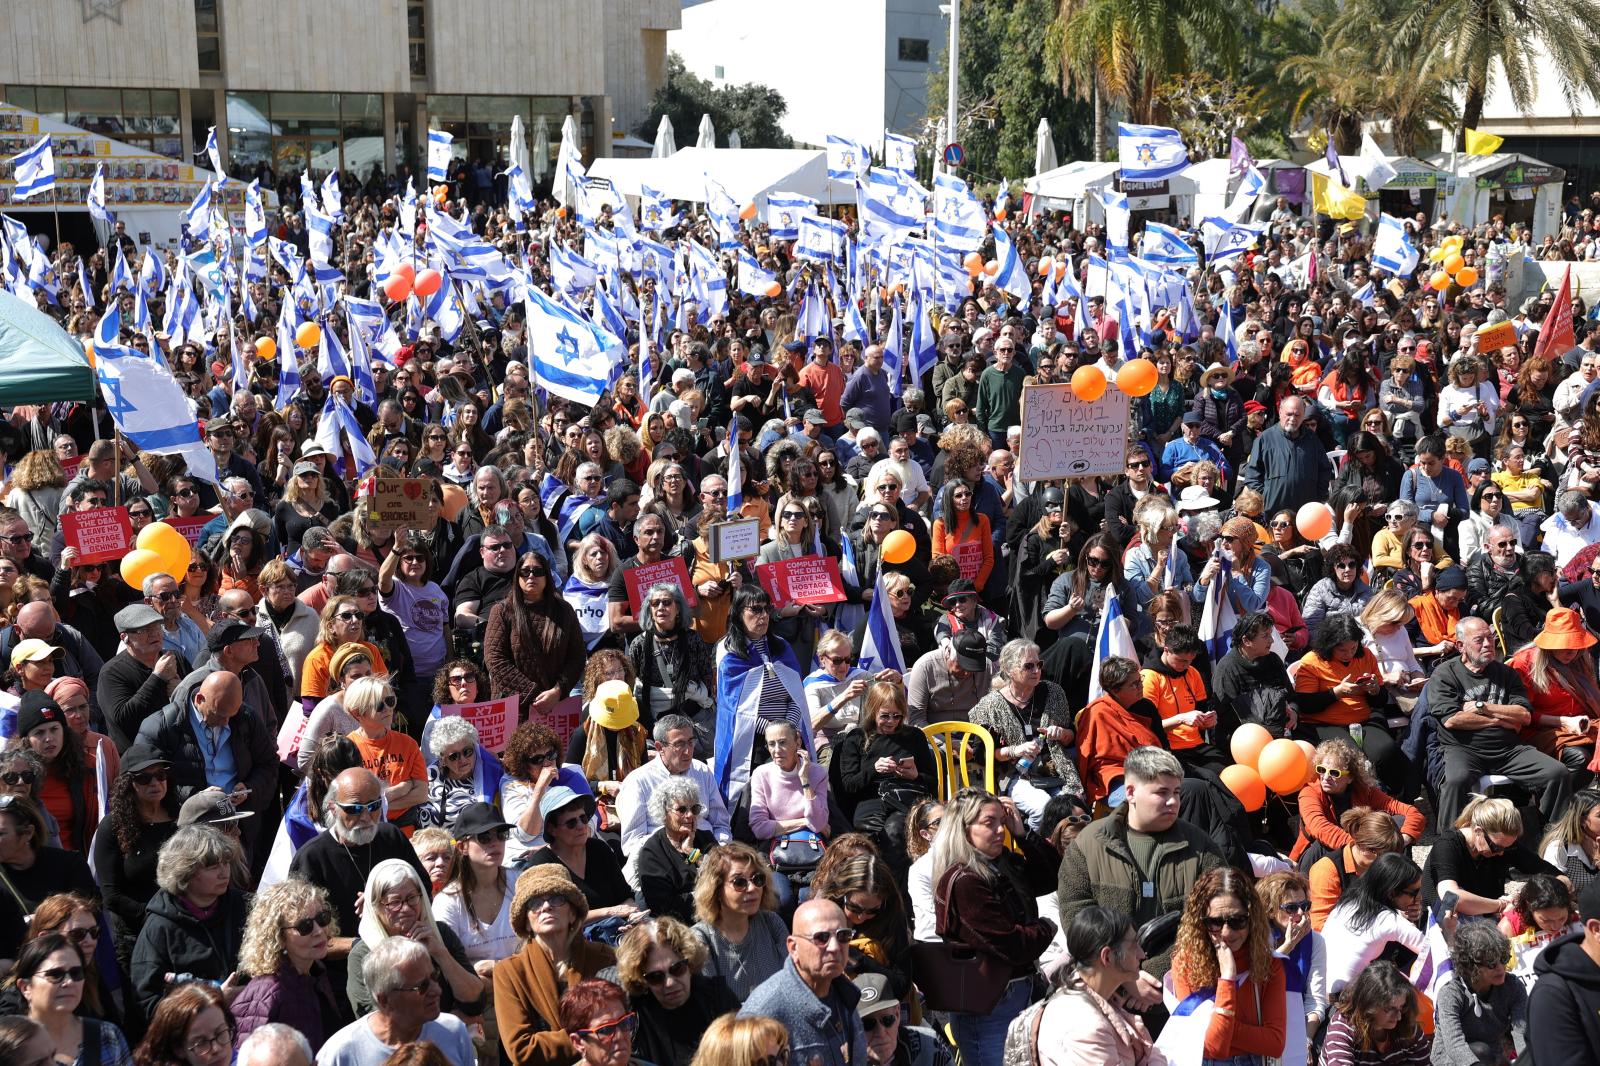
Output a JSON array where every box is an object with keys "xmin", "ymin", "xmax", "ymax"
[{"xmin": 1001, "ymin": 985, "xmax": 1057, "ymax": 1066}]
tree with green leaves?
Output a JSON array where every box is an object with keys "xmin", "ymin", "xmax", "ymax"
[{"xmin": 637, "ymin": 54, "xmax": 793, "ymax": 150}]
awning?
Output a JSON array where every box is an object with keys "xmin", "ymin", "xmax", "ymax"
[{"xmin": 0, "ymin": 291, "xmax": 96, "ymax": 405}]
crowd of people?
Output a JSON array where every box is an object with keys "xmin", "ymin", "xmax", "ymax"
[{"xmin": 4, "ymin": 168, "xmax": 1600, "ymax": 1066}]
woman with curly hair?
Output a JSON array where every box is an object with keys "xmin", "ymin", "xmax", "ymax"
[
  {"xmin": 502, "ymin": 720, "xmax": 592, "ymax": 868},
  {"xmin": 229, "ymin": 880, "xmax": 348, "ymax": 1052},
  {"xmin": 1168, "ymin": 866, "xmax": 1286, "ymax": 1063},
  {"xmin": 419, "ymin": 717, "xmax": 506, "ymax": 831},
  {"xmin": 615, "ymin": 917, "xmax": 738, "ymax": 1066},
  {"xmin": 131, "ymin": 981, "xmax": 233, "ymax": 1066},
  {"xmin": 690, "ymin": 843, "xmax": 787, "ymax": 1000},
  {"xmin": 90, "ymin": 745, "xmax": 178, "ymax": 969},
  {"xmin": 1320, "ymin": 960, "xmax": 1431, "ymax": 1066},
  {"xmin": 5, "ymin": 451, "xmax": 66, "ymax": 544}
]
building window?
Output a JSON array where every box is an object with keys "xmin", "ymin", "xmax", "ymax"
[
  {"xmin": 897, "ymin": 38, "xmax": 929, "ymax": 62},
  {"xmin": 195, "ymin": 0, "xmax": 221, "ymax": 72},
  {"xmin": 408, "ymin": 1, "xmax": 428, "ymax": 77}
]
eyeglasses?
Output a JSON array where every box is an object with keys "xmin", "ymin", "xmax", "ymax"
[
  {"xmin": 640, "ymin": 958, "xmax": 692, "ymax": 987},
  {"xmin": 781, "ymin": 510, "xmax": 807, "ymax": 520},
  {"xmin": 1393, "ymin": 885, "xmax": 1422, "ymax": 902},
  {"xmin": 1127, "ymin": 459, "xmax": 1150, "ymax": 469},
  {"xmin": 1277, "ymin": 900, "xmax": 1312, "ymax": 916},
  {"xmin": 1018, "ymin": 661, "xmax": 1042, "ymax": 672},
  {"xmin": 335, "ymin": 611, "xmax": 364, "ymax": 621},
  {"xmin": 553, "ymin": 813, "xmax": 588, "ymax": 831},
  {"xmin": 153, "ymin": 590, "xmax": 182, "ymax": 602},
  {"xmin": 230, "ymin": 490, "xmax": 255, "ymax": 499},
  {"xmin": 802, "ymin": 928, "xmax": 854, "ymax": 947},
  {"xmin": 393, "ymin": 974, "xmax": 439, "ymax": 995},
  {"xmin": 1479, "ymin": 829, "xmax": 1510, "ymax": 855},
  {"xmin": 473, "ymin": 827, "xmax": 511, "ymax": 844},
  {"xmin": 335, "ymin": 798, "xmax": 383, "ymax": 816},
  {"xmin": 1314, "ymin": 764, "xmax": 1348, "ymax": 779},
  {"xmin": 527, "ymin": 750, "xmax": 558, "ymax": 765},
  {"xmin": 877, "ymin": 484, "xmax": 900, "ymax": 493},
  {"xmin": 574, "ymin": 1013, "xmax": 638, "ymax": 1041},
  {"xmin": 60, "ymin": 925, "xmax": 98, "ymax": 946},
  {"xmin": 441, "ymin": 747, "xmax": 475, "ymax": 764},
  {"xmin": 842, "ymin": 898, "xmax": 882, "ymax": 918},
  {"xmin": 671, "ymin": 804, "xmax": 703, "ymax": 816},
  {"xmin": 868, "ymin": 512, "xmax": 896, "ymax": 521},
  {"xmin": 519, "ymin": 567, "xmax": 548, "ymax": 578},
  {"xmin": 354, "ymin": 585, "xmax": 377, "ymax": 596},
  {"xmin": 34, "ymin": 966, "xmax": 85, "ymax": 986},
  {"xmin": 132, "ymin": 769, "xmax": 168, "ymax": 785},
  {"xmin": 285, "ymin": 910, "xmax": 334, "ymax": 936},
  {"xmin": 482, "ymin": 542, "xmax": 513, "ymax": 553},
  {"xmin": 729, "ymin": 872, "xmax": 768, "ymax": 890},
  {"xmin": 1203, "ymin": 914, "xmax": 1250, "ymax": 932},
  {"xmin": 528, "ymin": 893, "xmax": 571, "ymax": 912},
  {"xmin": 1, "ymin": 532, "xmax": 33, "ymax": 544},
  {"xmin": 0, "ymin": 770, "xmax": 36, "ymax": 787}
]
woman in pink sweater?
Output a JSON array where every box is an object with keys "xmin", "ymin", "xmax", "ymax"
[{"xmin": 747, "ymin": 720, "xmax": 830, "ymax": 845}]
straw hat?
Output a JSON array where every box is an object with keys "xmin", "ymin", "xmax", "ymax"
[{"xmin": 1535, "ymin": 608, "xmax": 1597, "ymax": 652}]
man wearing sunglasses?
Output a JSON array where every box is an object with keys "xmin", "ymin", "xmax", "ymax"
[
  {"xmin": 741, "ymin": 899, "xmax": 867, "ymax": 1066},
  {"xmin": 852, "ymin": 972, "xmax": 939, "ymax": 1066}
]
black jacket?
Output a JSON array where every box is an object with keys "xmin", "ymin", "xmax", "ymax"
[
  {"xmin": 134, "ymin": 666, "xmax": 278, "ymax": 819},
  {"xmin": 1529, "ymin": 930, "xmax": 1600, "ymax": 1063},
  {"xmin": 1210, "ymin": 648, "xmax": 1297, "ymax": 737},
  {"xmin": 637, "ymin": 827, "xmax": 717, "ymax": 924},
  {"xmin": 1466, "ymin": 553, "xmax": 1523, "ymax": 620},
  {"xmin": 129, "ymin": 887, "xmax": 249, "ymax": 1015}
]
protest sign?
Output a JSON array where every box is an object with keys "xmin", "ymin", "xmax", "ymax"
[
  {"xmin": 61, "ymin": 506, "xmax": 133, "ymax": 565},
  {"xmin": 540, "ymin": 695, "xmax": 585, "ymax": 743},
  {"xmin": 440, "ymin": 697, "xmax": 518, "ymax": 753},
  {"xmin": 708, "ymin": 518, "xmax": 762, "ymax": 563},
  {"xmin": 161, "ymin": 514, "xmax": 212, "ymax": 550},
  {"xmin": 1474, "ymin": 320, "xmax": 1517, "ymax": 353},
  {"xmin": 365, "ymin": 477, "xmax": 438, "ymax": 535},
  {"xmin": 951, "ymin": 541, "xmax": 985, "ymax": 581},
  {"xmin": 756, "ymin": 555, "xmax": 847, "ymax": 607},
  {"xmin": 1017, "ymin": 382, "xmax": 1129, "ymax": 481},
  {"xmin": 623, "ymin": 556, "xmax": 698, "ymax": 613}
]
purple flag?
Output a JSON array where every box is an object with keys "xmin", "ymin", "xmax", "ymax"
[{"xmin": 1228, "ymin": 136, "xmax": 1254, "ymax": 178}]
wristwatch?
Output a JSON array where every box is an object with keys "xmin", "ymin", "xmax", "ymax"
[{"xmin": 1476, "ymin": 700, "xmax": 1487, "ymax": 714}]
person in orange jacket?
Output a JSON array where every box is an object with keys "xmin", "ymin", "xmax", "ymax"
[{"xmin": 1075, "ymin": 657, "xmax": 1167, "ymax": 805}]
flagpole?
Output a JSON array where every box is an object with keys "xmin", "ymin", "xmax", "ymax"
[{"xmin": 50, "ymin": 183, "xmax": 61, "ymax": 261}]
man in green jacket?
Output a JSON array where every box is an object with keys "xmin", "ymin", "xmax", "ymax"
[{"xmin": 973, "ymin": 337, "xmax": 1028, "ymax": 447}]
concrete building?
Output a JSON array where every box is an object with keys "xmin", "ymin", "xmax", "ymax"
[
  {"xmin": 668, "ymin": 0, "xmax": 946, "ymax": 149},
  {"xmin": 1474, "ymin": 39, "xmax": 1599, "ymax": 201},
  {"xmin": 0, "ymin": 0, "xmax": 678, "ymax": 179}
]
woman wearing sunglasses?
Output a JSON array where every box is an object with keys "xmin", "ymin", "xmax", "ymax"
[
  {"xmin": 89, "ymin": 743, "xmax": 177, "ymax": 971},
  {"xmin": 344, "ymin": 676, "xmax": 426, "ymax": 834},
  {"xmin": 616, "ymin": 917, "xmax": 738, "ymax": 1066},
  {"xmin": 1166, "ymin": 866, "xmax": 1287, "ymax": 1064},
  {"xmin": 13, "ymin": 933, "xmax": 133, "ymax": 1066},
  {"xmin": 9, "ymin": 894, "xmax": 117, "ymax": 1025},
  {"xmin": 691, "ymin": 843, "xmax": 788, "ymax": 1000},
  {"xmin": 483, "ymin": 552, "xmax": 585, "ymax": 718},
  {"xmin": 637, "ymin": 778, "xmax": 718, "ymax": 925},
  {"xmin": 1290, "ymin": 736, "xmax": 1422, "ymax": 869},
  {"xmin": 418, "ymin": 718, "xmax": 505, "ymax": 832},
  {"xmin": 229, "ymin": 880, "xmax": 348, "ymax": 1053},
  {"xmin": 1256, "ymin": 871, "xmax": 1329, "ymax": 1052},
  {"xmin": 559, "ymin": 978, "xmax": 645, "ymax": 1066},
  {"xmin": 1422, "ymin": 795, "xmax": 1564, "ymax": 922}
]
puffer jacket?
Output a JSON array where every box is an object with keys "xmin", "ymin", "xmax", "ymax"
[
  {"xmin": 129, "ymin": 887, "xmax": 249, "ymax": 1015},
  {"xmin": 1057, "ymin": 806, "xmax": 1224, "ymax": 976},
  {"xmin": 230, "ymin": 957, "xmax": 351, "ymax": 1053},
  {"xmin": 1300, "ymin": 577, "xmax": 1373, "ymax": 636}
]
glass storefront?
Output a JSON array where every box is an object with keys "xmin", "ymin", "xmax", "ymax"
[
  {"xmin": 4, "ymin": 85, "xmax": 181, "ymax": 157},
  {"xmin": 426, "ymin": 94, "xmax": 573, "ymax": 173},
  {"xmin": 226, "ymin": 91, "xmax": 395, "ymax": 179}
]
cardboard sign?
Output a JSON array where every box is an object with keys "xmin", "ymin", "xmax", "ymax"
[
  {"xmin": 1018, "ymin": 381, "xmax": 1129, "ymax": 481},
  {"xmin": 755, "ymin": 555, "xmax": 847, "ymax": 607},
  {"xmin": 440, "ymin": 697, "xmax": 518, "ymax": 753},
  {"xmin": 365, "ymin": 477, "xmax": 439, "ymax": 535},
  {"xmin": 708, "ymin": 518, "xmax": 762, "ymax": 563},
  {"xmin": 623, "ymin": 556, "xmax": 698, "ymax": 613},
  {"xmin": 60, "ymin": 506, "xmax": 133, "ymax": 565},
  {"xmin": 951, "ymin": 540, "xmax": 985, "ymax": 581},
  {"xmin": 161, "ymin": 514, "xmax": 212, "ymax": 549},
  {"xmin": 539, "ymin": 695, "xmax": 585, "ymax": 747},
  {"xmin": 1474, "ymin": 320, "xmax": 1517, "ymax": 353}
]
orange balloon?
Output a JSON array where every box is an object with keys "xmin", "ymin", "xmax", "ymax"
[
  {"xmin": 295, "ymin": 322, "xmax": 321, "ymax": 350},
  {"xmin": 254, "ymin": 337, "xmax": 277, "ymax": 361},
  {"xmin": 881, "ymin": 529, "xmax": 916, "ymax": 565},
  {"xmin": 1430, "ymin": 270, "xmax": 1451, "ymax": 292},
  {"xmin": 1054, "ymin": 263, "xmax": 1067, "ymax": 281},
  {"xmin": 1037, "ymin": 257, "xmax": 1054, "ymax": 277},
  {"xmin": 438, "ymin": 483, "xmax": 467, "ymax": 522},
  {"xmin": 119, "ymin": 548, "xmax": 165, "ymax": 590},
  {"xmin": 1296, "ymin": 502, "xmax": 1334, "ymax": 541},
  {"xmin": 1456, "ymin": 266, "xmax": 1479, "ymax": 287},
  {"xmin": 1443, "ymin": 253, "xmax": 1465, "ymax": 275},
  {"xmin": 1294, "ymin": 740, "xmax": 1319, "ymax": 786},
  {"xmin": 983, "ymin": 260, "xmax": 999, "ymax": 276},
  {"xmin": 83, "ymin": 341, "xmax": 95, "ymax": 369},
  {"xmin": 1116, "ymin": 358, "xmax": 1159, "ymax": 398},
  {"xmin": 1220, "ymin": 765, "xmax": 1266, "ymax": 812},
  {"xmin": 995, "ymin": 208, "xmax": 1008, "ymax": 221},
  {"xmin": 739, "ymin": 203, "xmax": 757, "ymax": 221},
  {"xmin": 764, "ymin": 282, "xmax": 781, "ymax": 298},
  {"xmin": 394, "ymin": 262, "xmax": 416, "ymax": 284},
  {"xmin": 413, "ymin": 269, "xmax": 444, "ymax": 297},
  {"xmin": 1070, "ymin": 365, "xmax": 1107, "ymax": 402},
  {"xmin": 1230, "ymin": 723, "xmax": 1274, "ymax": 770},
  {"xmin": 1259, "ymin": 738, "xmax": 1310, "ymax": 794},
  {"xmin": 383, "ymin": 275, "xmax": 413, "ymax": 302},
  {"xmin": 963, "ymin": 252, "xmax": 984, "ymax": 276}
]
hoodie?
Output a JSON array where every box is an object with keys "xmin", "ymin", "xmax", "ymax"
[
  {"xmin": 1529, "ymin": 929, "xmax": 1600, "ymax": 1063},
  {"xmin": 129, "ymin": 886, "xmax": 249, "ymax": 1015}
]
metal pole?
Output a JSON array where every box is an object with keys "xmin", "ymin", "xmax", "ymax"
[{"xmin": 944, "ymin": 0, "xmax": 960, "ymax": 174}]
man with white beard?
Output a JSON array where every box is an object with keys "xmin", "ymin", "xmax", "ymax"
[{"xmin": 288, "ymin": 768, "xmax": 430, "ymax": 960}]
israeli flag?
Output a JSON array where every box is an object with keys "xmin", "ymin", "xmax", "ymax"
[
  {"xmin": 1117, "ymin": 123, "xmax": 1189, "ymax": 182},
  {"xmin": 1087, "ymin": 585, "xmax": 1138, "ymax": 704},
  {"xmin": 1225, "ymin": 166, "xmax": 1267, "ymax": 222},
  {"xmin": 1352, "ymin": 280, "xmax": 1376, "ymax": 308},
  {"xmin": 505, "ymin": 162, "xmax": 536, "ymax": 226},
  {"xmin": 76, "ymin": 257, "xmax": 95, "ymax": 310},
  {"xmin": 9, "ymin": 137, "xmax": 53, "ymax": 200},
  {"xmin": 1141, "ymin": 221, "xmax": 1198, "ymax": 266},
  {"xmin": 991, "ymin": 225, "xmax": 1031, "ymax": 309},
  {"xmin": 767, "ymin": 191, "xmax": 816, "ymax": 241},
  {"xmin": 93, "ymin": 308, "xmax": 218, "ymax": 484},
  {"xmin": 857, "ymin": 171, "xmax": 923, "ymax": 245},
  {"xmin": 909, "ymin": 287, "xmax": 936, "ymax": 386},
  {"xmin": 139, "ymin": 251, "xmax": 166, "ymax": 299},
  {"xmin": 313, "ymin": 395, "xmax": 378, "ymax": 477},
  {"xmin": 884, "ymin": 131, "xmax": 918, "ymax": 176},
  {"xmin": 1098, "ymin": 186, "xmax": 1131, "ymax": 251},
  {"xmin": 725, "ymin": 435, "xmax": 744, "ymax": 514},
  {"xmin": 87, "ymin": 165, "xmax": 113, "ymax": 224},
  {"xmin": 240, "ymin": 180, "xmax": 266, "ymax": 247},
  {"xmin": 1217, "ymin": 299, "xmax": 1239, "ymax": 364},
  {"xmin": 1197, "ymin": 555, "xmax": 1238, "ymax": 662},
  {"xmin": 858, "ymin": 571, "xmax": 906, "ymax": 674},
  {"xmin": 203, "ymin": 126, "xmax": 226, "ymax": 182},
  {"xmin": 827, "ymin": 135, "xmax": 870, "ymax": 182},
  {"xmin": 1372, "ymin": 213, "xmax": 1419, "ymax": 277},
  {"xmin": 931, "ymin": 171, "xmax": 986, "ymax": 251},
  {"xmin": 182, "ymin": 182, "xmax": 213, "ymax": 244},
  {"xmin": 882, "ymin": 296, "xmax": 904, "ymax": 398},
  {"xmin": 524, "ymin": 287, "xmax": 624, "ymax": 406},
  {"xmin": 796, "ymin": 214, "xmax": 843, "ymax": 264},
  {"xmin": 1206, "ymin": 220, "xmax": 1265, "ymax": 263},
  {"xmin": 550, "ymin": 241, "xmax": 599, "ymax": 293},
  {"xmin": 842, "ymin": 291, "xmax": 870, "ymax": 344},
  {"xmin": 304, "ymin": 196, "xmax": 336, "ymax": 265},
  {"xmin": 427, "ymin": 129, "xmax": 453, "ymax": 183},
  {"xmin": 639, "ymin": 186, "xmax": 681, "ymax": 233}
]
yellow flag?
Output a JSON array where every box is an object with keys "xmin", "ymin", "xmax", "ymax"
[
  {"xmin": 1464, "ymin": 128, "xmax": 1504, "ymax": 156},
  {"xmin": 1311, "ymin": 171, "xmax": 1366, "ymax": 220}
]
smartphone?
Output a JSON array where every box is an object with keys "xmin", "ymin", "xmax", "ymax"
[{"xmin": 1434, "ymin": 889, "xmax": 1459, "ymax": 923}]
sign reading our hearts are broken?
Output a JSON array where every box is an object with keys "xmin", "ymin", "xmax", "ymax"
[{"xmin": 364, "ymin": 477, "xmax": 439, "ymax": 535}]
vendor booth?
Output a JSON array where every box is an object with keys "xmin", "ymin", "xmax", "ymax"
[
  {"xmin": 1025, "ymin": 159, "xmax": 1197, "ymax": 229},
  {"xmin": 1428, "ymin": 153, "xmax": 1565, "ymax": 241}
]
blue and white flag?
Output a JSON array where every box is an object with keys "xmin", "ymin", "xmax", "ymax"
[
  {"xmin": 1097, "ymin": 186, "xmax": 1131, "ymax": 251},
  {"xmin": 93, "ymin": 308, "xmax": 218, "ymax": 484},
  {"xmin": 1117, "ymin": 123, "xmax": 1188, "ymax": 182},
  {"xmin": 182, "ymin": 181, "xmax": 213, "ymax": 245},
  {"xmin": 1087, "ymin": 585, "xmax": 1138, "ymax": 704},
  {"xmin": 826, "ymin": 135, "xmax": 870, "ymax": 182},
  {"xmin": 857, "ymin": 170, "xmax": 923, "ymax": 245},
  {"xmin": 303, "ymin": 196, "xmax": 336, "ymax": 265},
  {"xmin": 1217, "ymin": 299, "xmax": 1238, "ymax": 364},
  {"xmin": 909, "ymin": 287, "xmax": 936, "ymax": 387},
  {"xmin": 1372, "ymin": 212, "xmax": 1419, "ymax": 277},
  {"xmin": 203, "ymin": 126, "xmax": 225, "ymax": 182},
  {"xmin": 76, "ymin": 257, "xmax": 95, "ymax": 311},
  {"xmin": 884, "ymin": 131, "xmax": 917, "ymax": 176},
  {"xmin": 321, "ymin": 171, "xmax": 344, "ymax": 221},
  {"xmin": 242, "ymin": 179, "xmax": 267, "ymax": 247},
  {"xmin": 427, "ymin": 129, "xmax": 453, "ymax": 183},
  {"xmin": 725, "ymin": 436, "xmax": 744, "ymax": 514},
  {"xmin": 523, "ymin": 287, "xmax": 624, "ymax": 406},
  {"xmin": 994, "ymin": 178, "xmax": 1010, "ymax": 218},
  {"xmin": 1351, "ymin": 280, "xmax": 1376, "ymax": 308},
  {"xmin": 1225, "ymin": 166, "xmax": 1267, "ymax": 222},
  {"xmin": 313, "ymin": 395, "xmax": 377, "ymax": 477},
  {"xmin": 1140, "ymin": 221, "xmax": 1198, "ymax": 266},
  {"xmin": 139, "ymin": 250, "xmax": 166, "ymax": 299},
  {"xmin": 276, "ymin": 313, "xmax": 301, "ymax": 408},
  {"xmin": 858, "ymin": 571, "xmax": 906, "ymax": 674},
  {"xmin": 9, "ymin": 137, "xmax": 53, "ymax": 200},
  {"xmin": 549, "ymin": 241, "xmax": 599, "ymax": 293},
  {"xmin": 1197, "ymin": 555, "xmax": 1238, "ymax": 662},
  {"xmin": 842, "ymin": 293, "xmax": 870, "ymax": 344},
  {"xmin": 505, "ymin": 162, "xmax": 536, "ymax": 227},
  {"xmin": 639, "ymin": 186, "xmax": 680, "ymax": 233},
  {"xmin": 931, "ymin": 171, "xmax": 985, "ymax": 251},
  {"xmin": 796, "ymin": 214, "xmax": 844, "ymax": 264},
  {"xmin": 1204, "ymin": 219, "xmax": 1265, "ymax": 263},
  {"xmin": 991, "ymin": 225, "xmax": 1031, "ymax": 308},
  {"xmin": 766, "ymin": 191, "xmax": 816, "ymax": 241},
  {"xmin": 87, "ymin": 165, "xmax": 113, "ymax": 224},
  {"xmin": 882, "ymin": 295, "xmax": 904, "ymax": 398}
]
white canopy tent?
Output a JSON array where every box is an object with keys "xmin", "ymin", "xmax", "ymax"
[
  {"xmin": 1184, "ymin": 157, "xmax": 1305, "ymax": 223},
  {"xmin": 586, "ymin": 147, "xmax": 855, "ymax": 206},
  {"xmin": 1025, "ymin": 159, "xmax": 1196, "ymax": 225},
  {"xmin": 1425, "ymin": 152, "xmax": 1565, "ymax": 242}
]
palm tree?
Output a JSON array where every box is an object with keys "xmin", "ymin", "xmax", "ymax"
[
  {"xmin": 1389, "ymin": 0, "xmax": 1600, "ymax": 147},
  {"xmin": 1272, "ymin": 0, "xmax": 1376, "ymax": 154}
]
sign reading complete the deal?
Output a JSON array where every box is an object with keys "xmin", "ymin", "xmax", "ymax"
[
  {"xmin": 755, "ymin": 555, "xmax": 847, "ymax": 607},
  {"xmin": 61, "ymin": 506, "xmax": 134, "ymax": 565},
  {"xmin": 622, "ymin": 557, "xmax": 699, "ymax": 613}
]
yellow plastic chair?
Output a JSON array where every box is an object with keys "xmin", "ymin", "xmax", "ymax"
[
  {"xmin": 1491, "ymin": 606, "xmax": 1508, "ymax": 658},
  {"xmin": 922, "ymin": 721, "xmax": 997, "ymax": 801}
]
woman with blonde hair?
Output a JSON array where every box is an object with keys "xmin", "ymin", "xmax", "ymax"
[
  {"xmin": 1168, "ymin": 866, "xmax": 1286, "ymax": 1063},
  {"xmin": 1356, "ymin": 589, "xmax": 1426, "ymax": 703},
  {"xmin": 1422, "ymin": 793, "xmax": 1563, "ymax": 917},
  {"xmin": 565, "ymin": 532, "xmax": 621, "ymax": 654},
  {"xmin": 1124, "ymin": 494, "xmax": 1195, "ymax": 612},
  {"xmin": 5, "ymin": 451, "xmax": 67, "ymax": 543},
  {"xmin": 687, "ymin": 1014, "xmax": 789, "ymax": 1066},
  {"xmin": 229, "ymin": 879, "xmax": 348, "ymax": 1051},
  {"xmin": 691, "ymin": 843, "xmax": 787, "ymax": 1000},
  {"xmin": 299, "ymin": 595, "xmax": 387, "ymax": 713},
  {"xmin": 828, "ymin": 679, "xmax": 936, "ymax": 839},
  {"xmin": 1509, "ymin": 606, "xmax": 1600, "ymax": 786}
]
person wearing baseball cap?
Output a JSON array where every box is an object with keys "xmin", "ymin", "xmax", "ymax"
[
  {"xmin": 935, "ymin": 580, "xmax": 1003, "ymax": 662},
  {"xmin": 9, "ymin": 639, "xmax": 59, "ymax": 693},
  {"xmin": 904, "ymin": 628, "xmax": 993, "ymax": 728}
]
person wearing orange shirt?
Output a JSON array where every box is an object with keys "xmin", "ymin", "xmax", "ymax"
[
  {"xmin": 1168, "ymin": 867, "xmax": 1288, "ymax": 1062},
  {"xmin": 1408, "ymin": 566, "xmax": 1467, "ymax": 668},
  {"xmin": 1075, "ymin": 657, "xmax": 1166, "ymax": 805},
  {"xmin": 797, "ymin": 337, "xmax": 845, "ymax": 428},
  {"xmin": 1293, "ymin": 613, "xmax": 1405, "ymax": 788},
  {"xmin": 1305, "ymin": 808, "xmax": 1405, "ymax": 930},
  {"xmin": 344, "ymin": 675, "xmax": 426, "ymax": 835},
  {"xmin": 1141, "ymin": 625, "xmax": 1227, "ymax": 775}
]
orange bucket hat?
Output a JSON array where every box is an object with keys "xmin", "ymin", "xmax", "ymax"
[{"xmin": 1535, "ymin": 607, "xmax": 1598, "ymax": 651}]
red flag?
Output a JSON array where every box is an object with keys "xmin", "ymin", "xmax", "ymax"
[{"xmin": 1534, "ymin": 266, "xmax": 1576, "ymax": 364}]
